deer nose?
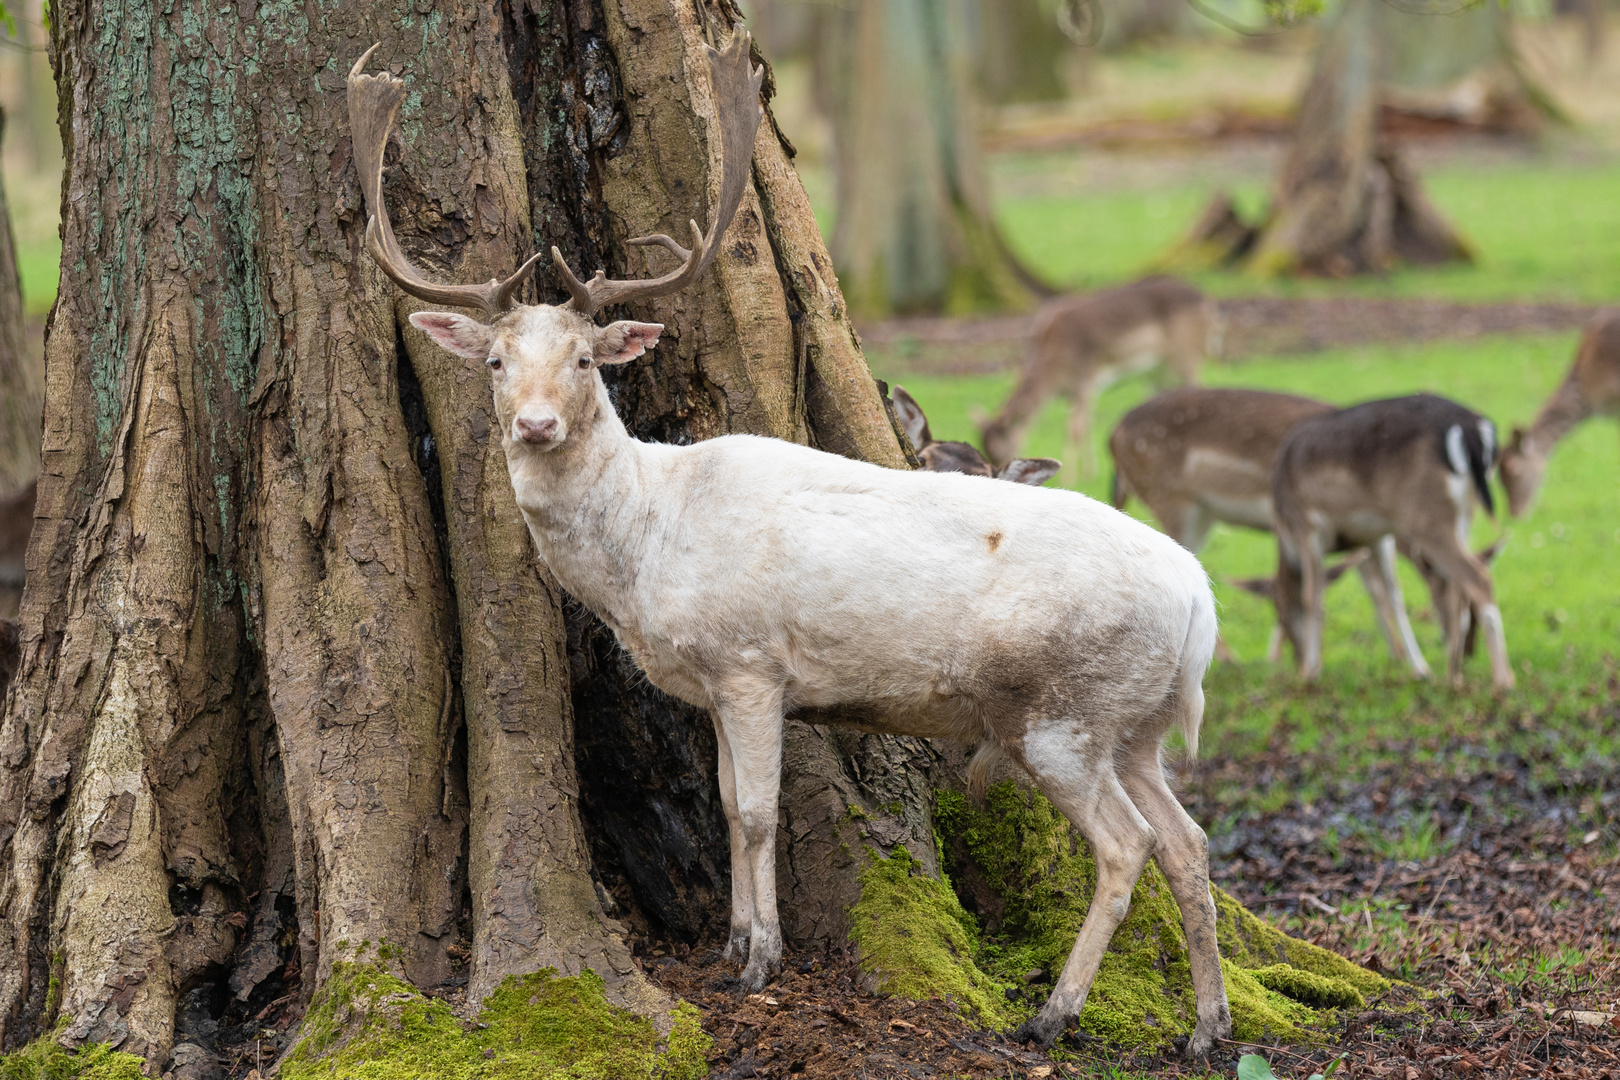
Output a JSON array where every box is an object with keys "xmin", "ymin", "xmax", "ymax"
[{"xmin": 516, "ymin": 416, "xmax": 559, "ymax": 445}]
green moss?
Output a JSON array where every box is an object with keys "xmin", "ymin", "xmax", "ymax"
[
  {"xmin": 1212, "ymin": 889, "xmax": 1390, "ymax": 997},
  {"xmin": 848, "ymin": 846, "xmax": 1017, "ymax": 1028},
  {"xmin": 1248, "ymin": 965, "xmax": 1366, "ymax": 1010},
  {"xmin": 280, "ymin": 962, "xmax": 709, "ymax": 1080},
  {"xmin": 928, "ymin": 781, "xmax": 1388, "ymax": 1050},
  {"xmin": 0, "ymin": 1035, "xmax": 145, "ymax": 1080}
]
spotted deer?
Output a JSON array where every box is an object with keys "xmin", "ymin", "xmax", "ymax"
[
  {"xmin": 891, "ymin": 385, "xmax": 1059, "ymax": 487},
  {"xmin": 351, "ymin": 31, "xmax": 1232, "ymax": 1053},
  {"xmin": 1271, "ymin": 394, "xmax": 1512, "ymax": 691},
  {"xmin": 979, "ymin": 277, "xmax": 1219, "ymax": 483},
  {"xmin": 1500, "ymin": 311, "xmax": 1620, "ymax": 517}
]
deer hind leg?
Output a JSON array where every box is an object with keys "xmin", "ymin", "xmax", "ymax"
[
  {"xmin": 1414, "ymin": 543, "xmax": 1514, "ymax": 692},
  {"xmin": 1062, "ymin": 379, "xmax": 1103, "ymax": 485},
  {"xmin": 712, "ymin": 715, "xmax": 755, "ymax": 961},
  {"xmin": 1357, "ymin": 535, "xmax": 1432, "ymax": 680},
  {"xmin": 1120, "ymin": 738, "xmax": 1230, "ymax": 1056},
  {"xmin": 1296, "ymin": 534, "xmax": 1329, "ymax": 682},
  {"xmin": 1012, "ymin": 724, "xmax": 1156, "ymax": 1047},
  {"xmin": 714, "ymin": 686, "xmax": 787, "ymax": 991}
]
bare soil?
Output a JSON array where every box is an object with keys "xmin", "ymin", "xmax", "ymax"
[{"xmin": 859, "ymin": 298, "xmax": 1604, "ymax": 379}]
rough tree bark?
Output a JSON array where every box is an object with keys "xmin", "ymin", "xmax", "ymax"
[
  {"xmin": 0, "ymin": 0, "xmax": 947, "ymax": 1067},
  {"xmin": 813, "ymin": 0, "xmax": 1046, "ymax": 316}
]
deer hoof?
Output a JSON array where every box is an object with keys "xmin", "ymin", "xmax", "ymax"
[{"xmin": 1008, "ymin": 1014, "xmax": 1062, "ymax": 1048}]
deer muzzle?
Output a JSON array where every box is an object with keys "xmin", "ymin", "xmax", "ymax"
[{"xmin": 515, "ymin": 414, "xmax": 561, "ymax": 447}]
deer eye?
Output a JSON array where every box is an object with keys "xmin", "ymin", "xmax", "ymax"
[
  {"xmin": 486, "ymin": 356, "xmax": 503, "ymax": 371},
  {"xmin": 578, "ymin": 356, "xmax": 593, "ymax": 369}
]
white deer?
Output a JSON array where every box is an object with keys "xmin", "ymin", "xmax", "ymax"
[{"xmin": 347, "ymin": 33, "xmax": 1231, "ymax": 1054}]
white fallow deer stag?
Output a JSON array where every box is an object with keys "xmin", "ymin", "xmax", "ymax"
[
  {"xmin": 349, "ymin": 30, "xmax": 1232, "ymax": 1054},
  {"xmin": 1271, "ymin": 394, "xmax": 1514, "ymax": 691},
  {"xmin": 890, "ymin": 385, "xmax": 1060, "ymax": 487},
  {"xmin": 1499, "ymin": 310, "xmax": 1620, "ymax": 517},
  {"xmin": 978, "ymin": 277, "xmax": 1220, "ymax": 483}
]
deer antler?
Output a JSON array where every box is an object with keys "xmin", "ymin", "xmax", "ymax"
[
  {"xmin": 347, "ymin": 44, "xmax": 542, "ymax": 318},
  {"xmin": 551, "ymin": 25, "xmax": 764, "ymax": 318}
]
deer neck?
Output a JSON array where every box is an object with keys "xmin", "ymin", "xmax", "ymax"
[
  {"xmin": 502, "ymin": 380, "xmax": 658, "ymax": 614},
  {"xmin": 1523, "ymin": 373, "xmax": 1593, "ymax": 460}
]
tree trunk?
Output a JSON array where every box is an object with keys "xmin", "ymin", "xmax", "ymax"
[
  {"xmin": 974, "ymin": 0, "xmax": 1067, "ymax": 106},
  {"xmin": 0, "ymin": 0, "xmax": 945, "ymax": 1067},
  {"xmin": 1242, "ymin": 0, "xmax": 1471, "ymax": 277},
  {"xmin": 815, "ymin": 0, "xmax": 1045, "ymax": 316}
]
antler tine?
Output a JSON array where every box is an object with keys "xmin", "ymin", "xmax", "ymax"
[
  {"xmin": 557, "ymin": 24, "xmax": 764, "ymax": 317},
  {"xmin": 348, "ymin": 47, "xmax": 537, "ymax": 319}
]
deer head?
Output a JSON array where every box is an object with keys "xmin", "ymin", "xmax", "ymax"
[
  {"xmin": 891, "ymin": 386, "xmax": 1060, "ymax": 486},
  {"xmin": 1497, "ymin": 427, "xmax": 1546, "ymax": 519},
  {"xmin": 346, "ymin": 30, "xmax": 763, "ymax": 454}
]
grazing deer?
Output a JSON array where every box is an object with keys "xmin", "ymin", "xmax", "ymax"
[
  {"xmin": 1271, "ymin": 394, "xmax": 1513, "ymax": 691},
  {"xmin": 351, "ymin": 32, "xmax": 1232, "ymax": 1054},
  {"xmin": 0, "ymin": 479, "xmax": 34, "ymax": 618},
  {"xmin": 1500, "ymin": 311, "xmax": 1620, "ymax": 517},
  {"xmin": 891, "ymin": 385, "xmax": 1059, "ymax": 487},
  {"xmin": 979, "ymin": 277, "xmax": 1220, "ymax": 482}
]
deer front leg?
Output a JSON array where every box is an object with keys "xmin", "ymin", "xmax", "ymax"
[
  {"xmin": 712, "ymin": 715, "xmax": 754, "ymax": 961},
  {"xmin": 714, "ymin": 687, "xmax": 786, "ymax": 992}
]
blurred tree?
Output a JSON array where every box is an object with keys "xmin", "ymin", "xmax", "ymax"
[
  {"xmin": 1171, "ymin": 0, "xmax": 1472, "ymax": 276},
  {"xmin": 974, "ymin": 0, "xmax": 1068, "ymax": 104},
  {"xmin": 814, "ymin": 0, "xmax": 1047, "ymax": 315}
]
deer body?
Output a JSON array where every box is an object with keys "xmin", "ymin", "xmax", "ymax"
[
  {"xmin": 1272, "ymin": 394, "xmax": 1512, "ymax": 690},
  {"xmin": 1501, "ymin": 311, "xmax": 1620, "ymax": 517},
  {"xmin": 349, "ymin": 34, "xmax": 1232, "ymax": 1054},
  {"xmin": 1110, "ymin": 388, "xmax": 1333, "ymax": 551},
  {"xmin": 981, "ymin": 278, "xmax": 1219, "ymax": 480}
]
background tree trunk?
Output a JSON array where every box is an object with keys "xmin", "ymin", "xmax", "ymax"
[
  {"xmin": 815, "ymin": 0, "xmax": 1046, "ymax": 316},
  {"xmin": 1203, "ymin": 0, "xmax": 1473, "ymax": 277},
  {"xmin": 0, "ymin": 0, "xmax": 947, "ymax": 1067}
]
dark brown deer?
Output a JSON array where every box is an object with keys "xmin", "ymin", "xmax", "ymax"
[
  {"xmin": 1500, "ymin": 310, "xmax": 1620, "ymax": 517},
  {"xmin": 1271, "ymin": 394, "xmax": 1512, "ymax": 690},
  {"xmin": 979, "ymin": 277, "xmax": 1219, "ymax": 482}
]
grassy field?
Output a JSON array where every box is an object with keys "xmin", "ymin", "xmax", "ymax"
[{"xmin": 882, "ymin": 332, "xmax": 1620, "ymax": 817}]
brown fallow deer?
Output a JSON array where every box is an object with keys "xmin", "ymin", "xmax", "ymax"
[
  {"xmin": 350, "ymin": 31, "xmax": 1231, "ymax": 1053},
  {"xmin": 890, "ymin": 385, "xmax": 1060, "ymax": 487},
  {"xmin": 1109, "ymin": 388, "xmax": 1377, "ymax": 662},
  {"xmin": 979, "ymin": 277, "xmax": 1220, "ymax": 484},
  {"xmin": 1500, "ymin": 310, "xmax": 1620, "ymax": 517},
  {"xmin": 1271, "ymin": 394, "xmax": 1513, "ymax": 691}
]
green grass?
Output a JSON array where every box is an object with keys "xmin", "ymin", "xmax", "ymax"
[
  {"xmin": 883, "ymin": 333, "xmax": 1620, "ymax": 776},
  {"xmin": 996, "ymin": 159, "xmax": 1620, "ymax": 303}
]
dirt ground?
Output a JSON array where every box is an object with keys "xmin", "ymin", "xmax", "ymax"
[
  {"xmin": 857, "ymin": 297, "xmax": 1604, "ymax": 380},
  {"xmin": 636, "ymin": 687, "xmax": 1620, "ymax": 1080}
]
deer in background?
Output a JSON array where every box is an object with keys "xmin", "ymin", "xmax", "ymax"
[
  {"xmin": 891, "ymin": 385, "xmax": 1059, "ymax": 487},
  {"xmin": 979, "ymin": 277, "xmax": 1220, "ymax": 484},
  {"xmin": 351, "ymin": 31, "xmax": 1232, "ymax": 1054},
  {"xmin": 1271, "ymin": 394, "xmax": 1513, "ymax": 691},
  {"xmin": 1500, "ymin": 311, "xmax": 1620, "ymax": 517}
]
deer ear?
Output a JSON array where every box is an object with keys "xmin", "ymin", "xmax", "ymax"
[
  {"xmin": 998, "ymin": 458, "xmax": 1061, "ymax": 487},
  {"xmin": 595, "ymin": 321, "xmax": 663, "ymax": 365},
  {"xmin": 1508, "ymin": 426, "xmax": 1526, "ymax": 452},
  {"xmin": 890, "ymin": 386, "xmax": 931, "ymax": 449},
  {"xmin": 409, "ymin": 312, "xmax": 493, "ymax": 358}
]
